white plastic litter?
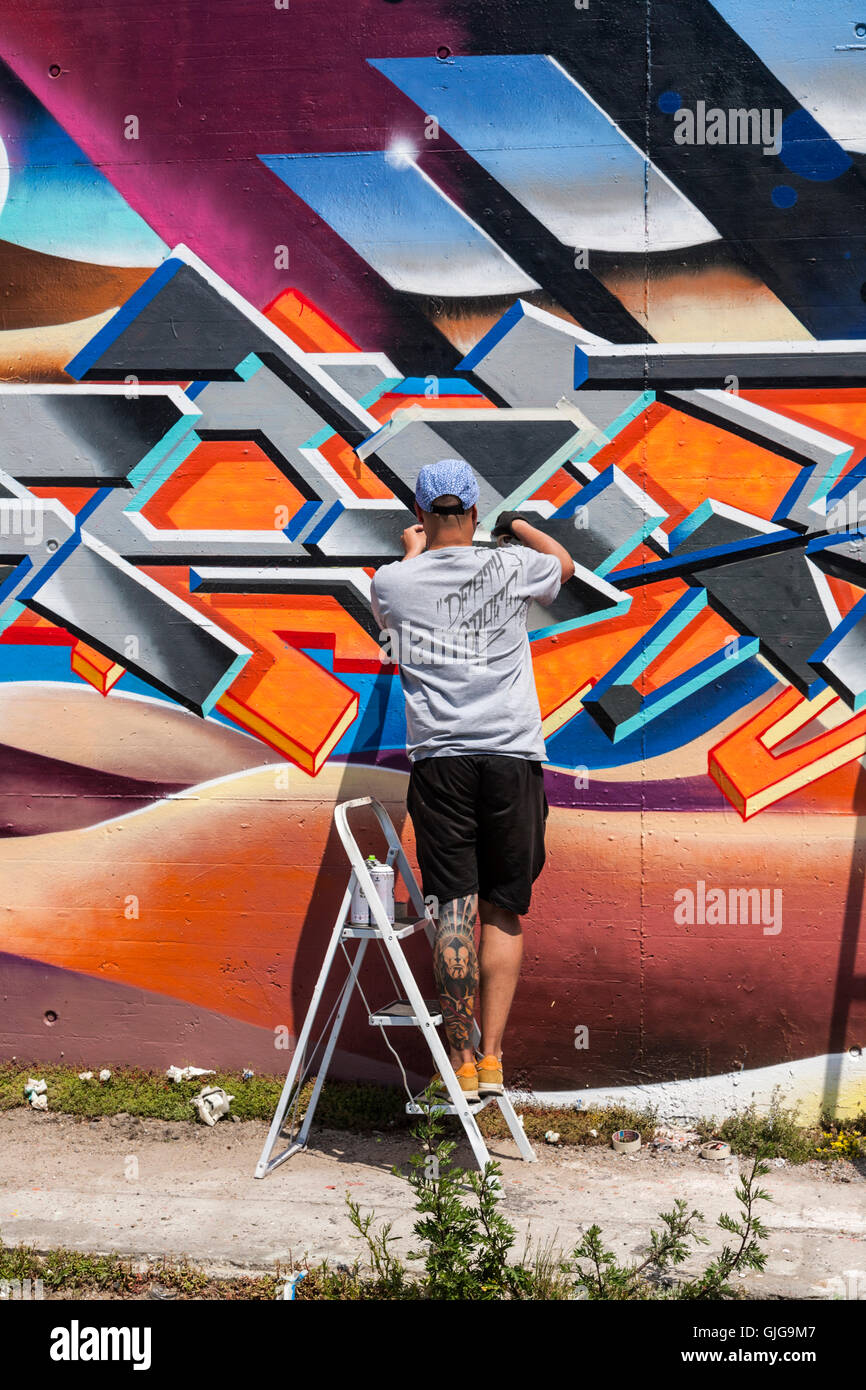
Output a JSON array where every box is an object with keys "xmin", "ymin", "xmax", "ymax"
[
  {"xmin": 29, "ymin": 1093, "xmax": 48, "ymax": 1111},
  {"xmin": 242, "ymin": 1069, "xmax": 254, "ymax": 1082},
  {"xmin": 24, "ymin": 1078, "xmax": 46, "ymax": 1097},
  {"xmin": 278, "ymin": 1270, "xmax": 308, "ymax": 1300},
  {"xmin": 544, "ymin": 1130, "xmax": 561, "ymax": 1145},
  {"xmin": 190, "ymin": 1086, "xmax": 234, "ymax": 1126},
  {"xmin": 98, "ymin": 1069, "xmax": 111, "ymax": 1083},
  {"xmin": 653, "ymin": 1125, "xmax": 701, "ymax": 1151},
  {"xmin": 166, "ymin": 1065, "xmax": 215, "ymax": 1084},
  {"xmin": 78, "ymin": 1072, "xmax": 94, "ymax": 1082}
]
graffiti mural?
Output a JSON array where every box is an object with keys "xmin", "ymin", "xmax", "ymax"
[{"xmin": 0, "ymin": 0, "xmax": 864, "ymax": 1117}]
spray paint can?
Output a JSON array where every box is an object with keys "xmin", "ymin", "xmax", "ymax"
[
  {"xmin": 369, "ymin": 858, "xmax": 395, "ymax": 923},
  {"xmin": 350, "ymin": 856, "xmax": 395, "ymax": 924}
]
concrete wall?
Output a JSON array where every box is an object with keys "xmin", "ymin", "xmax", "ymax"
[{"xmin": 0, "ymin": 0, "xmax": 864, "ymax": 1120}]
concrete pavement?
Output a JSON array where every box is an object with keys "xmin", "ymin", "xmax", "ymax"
[{"xmin": 1, "ymin": 1109, "xmax": 863, "ymax": 1298}]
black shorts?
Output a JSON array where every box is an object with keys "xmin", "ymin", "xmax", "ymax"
[{"xmin": 406, "ymin": 753, "xmax": 549, "ymax": 916}]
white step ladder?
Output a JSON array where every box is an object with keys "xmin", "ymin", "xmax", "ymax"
[{"xmin": 254, "ymin": 796, "xmax": 536, "ymax": 1180}]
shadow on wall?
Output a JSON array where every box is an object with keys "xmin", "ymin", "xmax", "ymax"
[
  {"xmin": 288, "ymin": 674, "xmax": 435, "ymax": 1095},
  {"xmin": 827, "ymin": 758, "xmax": 866, "ymax": 1115}
]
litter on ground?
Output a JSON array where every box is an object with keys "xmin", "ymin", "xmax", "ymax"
[
  {"xmin": 190, "ymin": 1086, "xmax": 234, "ymax": 1126},
  {"xmin": 652, "ymin": 1125, "xmax": 701, "ymax": 1151},
  {"xmin": 166, "ymin": 1066, "xmax": 216, "ymax": 1084}
]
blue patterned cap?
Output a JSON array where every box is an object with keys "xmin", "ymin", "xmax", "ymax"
[{"xmin": 415, "ymin": 458, "xmax": 479, "ymax": 513}]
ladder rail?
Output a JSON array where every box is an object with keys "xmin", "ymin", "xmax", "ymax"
[
  {"xmin": 337, "ymin": 798, "xmax": 535, "ymax": 1170},
  {"xmin": 337, "ymin": 799, "xmax": 490, "ymax": 1115},
  {"xmin": 296, "ymin": 936, "xmax": 369, "ymax": 1151},
  {"xmin": 256, "ymin": 797, "xmax": 536, "ymax": 1181},
  {"xmin": 254, "ymin": 882, "xmax": 353, "ymax": 1178},
  {"xmin": 335, "ymin": 796, "xmax": 428, "ymax": 921}
]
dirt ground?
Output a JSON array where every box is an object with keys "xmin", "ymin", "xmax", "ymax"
[{"xmin": 1, "ymin": 1109, "xmax": 864, "ymax": 1299}]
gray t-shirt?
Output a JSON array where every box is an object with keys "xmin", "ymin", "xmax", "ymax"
[{"xmin": 369, "ymin": 543, "xmax": 562, "ymax": 762}]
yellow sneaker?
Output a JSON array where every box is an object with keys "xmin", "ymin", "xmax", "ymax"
[
  {"xmin": 477, "ymin": 1054, "xmax": 504, "ymax": 1095},
  {"xmin": 429, "ymin": 1062, "xmax": 479, "ymax": 1102}
]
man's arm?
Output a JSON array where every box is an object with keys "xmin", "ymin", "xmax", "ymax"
[{"xmin": 495, "ymin": 514, "xmax": 575, "ymax": 583}]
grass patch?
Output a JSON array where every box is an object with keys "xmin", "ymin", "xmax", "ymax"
[
  {"xmin": 0, "ymin": 1244, "xmax": 282, "ymax": 1300},
  {"xmin": 477, "ymin": 1099, "xmax": 657, "ymax": 1148},
  {"xmin": 0, "ymin": 1064, "xmax": 405, "ymax": 1130},
  {"xmin": 694, "ymin": 1098, "xmax": 821, "ymax": 1165},
  {"xmin": 1, "ymin": 1064, "xmax": 862, "ymax": 1167},
  {"xmin": 0, "ymin": 1064, "xmax": 657, "ymax": 1143}
]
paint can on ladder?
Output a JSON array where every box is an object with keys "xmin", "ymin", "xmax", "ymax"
[{"xmin": 350, "ymin": 855, "xmax": 395, "ymax": 924}]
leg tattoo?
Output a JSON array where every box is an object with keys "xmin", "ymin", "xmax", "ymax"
[{"xmin": 433, "ymin": 894, "xmax": 478, "ymax": 1054}]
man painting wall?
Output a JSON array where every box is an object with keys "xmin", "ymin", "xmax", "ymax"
[{"xmin": 370, "ymin": 459, "xmax": 575, "ymax": 1100}]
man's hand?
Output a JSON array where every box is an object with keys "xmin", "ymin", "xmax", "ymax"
[
  {"xmin": 401, "ymin": 523, "xmax": 427, "ymax": 560},
  {"xmin": 499, "ymin": 514, "xmax": 575, "ymax": 583},
  {"xmin": 491, "ymin": 510, "xmax": 522, "ymax": 543}
]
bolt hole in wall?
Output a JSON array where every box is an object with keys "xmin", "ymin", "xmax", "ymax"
[
  {"xmin": 47, "ymin": 63, "xmax": 61, "ymax": 77},
  {"xmin": 43, "ymin": 1011, "xmax": 57, "ymax": 1027}
]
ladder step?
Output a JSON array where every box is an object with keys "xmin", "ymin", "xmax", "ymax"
[
  {"xmin": 405, "ymin": 1094, "xmax": 491, "ymax": 1115},
  {"xmin": 369, "ymin": 998, "xmax": 442, "ymax": 1027},
  {"xmin": 342, "ymin": 913, "xmax": 428, "ymax": 941}
]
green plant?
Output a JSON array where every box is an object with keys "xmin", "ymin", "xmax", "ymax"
[
  {"xmin": 816, "ymin": 1108, "xmax": 866, "ymax": 1160},
  {"xmin": 394, "ymin": 1084, "xmax": 532, "ymax": 1299},
  {"xmin": 524, "ymin": 1233, "xmax": 575, "ymax": 1300},
  {"xmin": 9, "ymin": 1063, "xmax": 857, "ymax": 1167},
  {"xmin": 695, "ymin": 1089, "xmax": 817, "ymax": 1164},
  {"xmin": 340, "ymin": 1085, "xmax": 582, "ymax": 1300},
  {"xmin": 569, "ymin": 1150, "xmax": 772, "ymax": 1300},
  {"xmin": 678, "ymin": 1153, "xmax": 771, "ymax": 1298},
  {"xmin": 571, "ymin": 1199, "xmax": 708, "ymax": 1300},
  {"xmin": 345, "ymin": 1197, "xmax": 407, "ymax": 1296},
  {"xmin": 0, "ymin": 1062, "xmax": 410, "ymax": 1130}
]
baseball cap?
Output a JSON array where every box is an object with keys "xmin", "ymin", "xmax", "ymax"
[{"xmin": 415, "ymin": 458, "xmax": 479, "ymax": 514}]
